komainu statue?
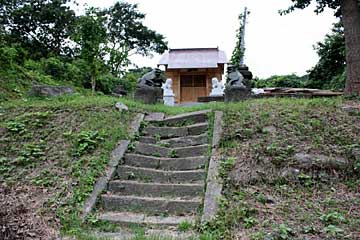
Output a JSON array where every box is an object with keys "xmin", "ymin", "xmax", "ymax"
[
  {"xmin": 137, "ymin": 68, "xmax": 165, "ymax": 88},
  {"xmin": 224, "ymin": 64, "xmax": 251, "ymax": 102},
  {"xmin": 135, "ymin": 68, "xmax": 165, "ymax": 104}
]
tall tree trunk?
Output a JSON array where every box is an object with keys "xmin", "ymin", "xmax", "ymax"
[
  {"xmin": 341, "ymin": 0, "xmax": 360, "ymax": 95},
  {"xmin": 91, "ymin": 74, "xmax": 96, "ymax": 94}
]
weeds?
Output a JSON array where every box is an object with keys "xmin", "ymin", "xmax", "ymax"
[
  {"xmin": 178, "ymin": 220, "xmax": 192, "ymax": 232},
  {"xmin": 72, "ymin": 130, "xmax": 106, "ymax": 157}
]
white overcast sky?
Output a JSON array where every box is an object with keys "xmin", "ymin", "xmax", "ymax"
[{"xmin": 75, "ymin": 0, "xmax": 337, "ymax": 78}]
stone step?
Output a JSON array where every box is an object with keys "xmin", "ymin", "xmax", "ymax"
[
  {"xmin": 92, "ymin": 229, "xmax": 196, "ymax": 240},
  {"xmin": 101, "ymin": 195, "xmax": 201, "ymax": 215},
  {"xmin": 139, "ymin": 133, "xmax": 208, "ymax": 148},
  {"xmin": 151, "ymin": 110, "xmax": 211, "ymax": 126},
  {"xmin": 116, "ymin": 165, "xmax": 206, "ymax": 183},
  {"xmin": 98, "ymin": 212, "xmax": 196, "ymax": 227},
  {"xmin": 134, "ymin": 143, "xmax": 209, "ymax": 158},
  {"xmin": 144, "ymin": 122, "xmax": 208, "ymax": 139},
  {"xmin": 124, "ymin": 154, "xmax": 207, "ymax": 170},
  {"xmin": 108, "ymin": 181, "xmax": 204, "ymax": 197}
]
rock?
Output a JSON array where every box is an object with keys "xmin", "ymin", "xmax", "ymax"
[
  {"xmin": 262, "ymin": 126, "xmax": 276, "ymax": 134},
  {"xmin": 281, "ymin": 167, "xmax": 300, "ymax": 178},
  {"xmin": 265, "ymin": 195, "xmax": 276, "ymax": 204},
  {"xmin": 115, "ymin": 102, "xmax": 128, "ymax": 112},
  {"xmin": 351, "ymin": 147, "xmax": 360, "ymax": 161},
  {"xmin": 29, "ymin": 85, "xmax": 73, "ymax": 97},
  {"xmin": 293, "ymin": 153, "xmax": 348, "ymax": 170}
]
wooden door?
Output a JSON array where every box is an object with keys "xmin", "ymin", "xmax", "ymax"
[{"xmin": 180, "ymin": 75, "xmax": 207, "ymax": 102}]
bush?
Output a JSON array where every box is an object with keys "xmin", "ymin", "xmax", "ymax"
[
  {"xmin": 96, "ymin": 73, "xmax": 121, "ymax": 94},
  {"xmin": 253, "ymin": 74, "xmax": 307, "ymax": 88}
]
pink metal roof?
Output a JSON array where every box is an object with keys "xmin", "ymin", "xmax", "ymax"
[{"xmin": 158, "ymin": 48, "xmax": 228, "ymax": 69}]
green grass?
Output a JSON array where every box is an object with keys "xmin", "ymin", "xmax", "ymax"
[
  {"xmin": 0, "ymin": 95, "xmax": 134, "ymax": 239},
  {"xmin": 2, "ymin": 95, "xmax": 360, "ymax": 240},
  {"xmin": 199, "ymin": 96, "xmax": 360, "ymax": 240}
]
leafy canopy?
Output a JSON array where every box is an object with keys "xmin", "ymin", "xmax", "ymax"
[
  {"xmin": 103, "ymin": 2, "xmax": 168, "ymax": 75},
  {"xmin": 0, "ymin": 0, "xmax": 76, "ymax": 58},
  {"xmin": 280, "ymin": 0, "xmax": 342, "ymax": 16},
  {"xmin": 307, "ymin": 22, "xmax": 345, "ymax": 89}
]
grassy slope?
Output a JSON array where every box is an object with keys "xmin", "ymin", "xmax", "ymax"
[
  {"xmin": 1, "ymin": 95, "xmax": 360, "ymax": 240},
  {"xmin": 204, "ymin": 97, "xmax": 360, "ymax": 240},
  {"xmin": 0, "ymin": 96, "xmax": 135, "ymax": 239}
]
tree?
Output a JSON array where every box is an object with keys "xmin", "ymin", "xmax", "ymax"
[
  {"xmin": 230, "ymin": 10, "xmax": 250, "ymax": 66},
  {"xmin": 73, "ymin": 8, "xmax": 107, "ymax": 93},
  {"xmin": 253, "ymin": 74, "xmax": 307, "ymax": 88},
  {"xmin": 281, "ymin": 0, "xmax": 360, "ymax": 95},
  {"xmin": 103, "ymin": 2, "xmax": 168, "ymax": 76},
  {"xmin": 0, "ymin": 0, "xmax": 76, "ymax": 58},
  {"xmin": 307, "ymin": 22, "xmax": 346, "ymax": 89}
]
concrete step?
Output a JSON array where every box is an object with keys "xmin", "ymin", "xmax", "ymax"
[
  {"xmin": 139, "ymin": 133, "xmax": 208, "ymax": 148},
  {"xmin": 134, "ymin": 143, "xmax": 209, "ymax": 158},
  {"xmin": 124, "ymin": 154, "xmax": 207, "ymax": 170},
  {"xmin": 108, "ymin": 181, "xmax": 204, "ymax": 197},
  {"xmin": 98, "ymin": 211, "xmax": 196, "ymax": 227},
  {"xmin": 151, "ymin": 110, "xmax": 211, "ymax": 126},
  {"xmin": 101, "ymin": 195, "xmax": 201, "ymax": 215},
  {"xmin": 144, "ymin": 122, "xmax": 208, "ymax": 139},
  {"xmin": 116, "ymin": 165, "xmax": 206, "ymax": 183},
  {"xmin": 92, "ymin": 229, "xmax": 196, "ymax": 240}
]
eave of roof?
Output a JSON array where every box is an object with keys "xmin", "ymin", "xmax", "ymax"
[{"xmin": 158, "ymin": 48, "xmax": 228, "ymax": 69}]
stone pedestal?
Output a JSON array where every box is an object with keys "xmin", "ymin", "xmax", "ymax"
[
  {"xmin": 134, "ymin": 85, "xmax": 163, "ymax": 104},
  {"xmin": 163, "ymin": 94, "xmax": 175, "ymax": 106},
  {"xmin": 224, "ymin": 86, "xmax": 251, "ymax": 102},
  {"xmin": 238, "ymin": 65, "xmax": 253, "ymax": 88}
]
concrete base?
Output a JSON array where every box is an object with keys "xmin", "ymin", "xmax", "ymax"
[
  {"xmin": 224, "ymin": 86, "xmax": 252, "ymax": 102},
  {"xmin": 198, "ymin": 96, "xmax": 224, "ymax": 102},
  {"xmin": 134, "ymin": 85, "xmax": 163, "ymax": 104}
]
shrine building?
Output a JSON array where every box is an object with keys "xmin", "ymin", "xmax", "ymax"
[{"xmin": 158, "ymin": 48, "xmax": 228, "ymax": 103}]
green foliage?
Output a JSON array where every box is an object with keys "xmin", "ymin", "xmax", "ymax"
[
  {"xmin": 6, "ymin": 120, "xmax": 26, "ymax": 134},
  {"xmin": 271, "ymin": 224, "xmax": 295, "ymax": 240},
  {"xmin": 320, "ymin": 211, "xmax": 345, "ymax": 225},
  {"xmin": 307, "ymin": 22, "xmax": 346, "ymax": 90},
  {"xmin": 230, "ymin": 10, "xmax": 249, "ymax": 66},
  {"xmin": 73, "ymin": 7, "xmax": 108, "ymax": 93},
  {"xmin": 119, "ymin": 67, "xmax": 153, "ymax": 93},
  {"xmin": 72, "ymin": 130, "xmax": 105, "ymax": 157},
  {"xmin": 0, "ymin": 157, "xmax": 15, "ymax": 178},
  {"xmin": 104, "ymin": 2, "xmax": 168, "ymax": 76},
  {"xmin": 200, "ymin": 196, "xmax": 257, "ymax": 239},
  {"xmin": 219, "ymin": 157, "xmax": 236, "ymax": 178},
  {"xmin": 253, "ymin": 74, "xmax": 307, "ymax": 88},
  {"xmin": 0, "ymin": 0, "xmax": 76, "ymax": 58},
  {"xmin": 297, "ymin": 173, "xmax": 314, "ymax": 187},
  {"xmin": 280, "ymin": 0, "xmax": 342, "ymax": 16},
  {"xmin": 178, "ymin": 220, "xmax": 192, "ymax": 232},
  {"xmin": 15, "ymin": 141, "xmax": 46, "ymax": 166},
  {"xmin": 243, "ymin": 217, "xmax": 258, "ymax": 228},
  {"xmin": 169, "ymin": 149, "xmax": 178, "ymax": 158},
  {"xmin": 32, "ymin": 169, "xmax": 59, "ymax": 187},
  {"xmin": 96, "ymin": 73, "xmax": 121, "ymax": 94},
  {"xmin": 323, "ymin": 225, "xmax": 344, "ymax": 235}
]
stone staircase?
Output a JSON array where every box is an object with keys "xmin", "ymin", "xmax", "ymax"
[{"xmin": 96, "ymin": 110, "xmax": 211, "ymax": 239}]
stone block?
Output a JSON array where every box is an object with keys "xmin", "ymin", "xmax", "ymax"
[
  {"xmin": 101, "ymin": 195, "xmax": 201, "ymax": 215},
  {"xmin": 224, "ymin": 86, "xmax": 252, "ymax": 102},
  {"xmin": 116, "ymin": 166, "xmax": 206, "ymax": 183},
  {"xmin": 134, "ymin": 85, "xmax": 163, "ymax": 104},
  {"xmin": 108, "ymin": 181, "xmax": 204, "ymax": 197},
  {"xmin": 29, "ymin": 85, "xmax": 73, "ymax": 97}
]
